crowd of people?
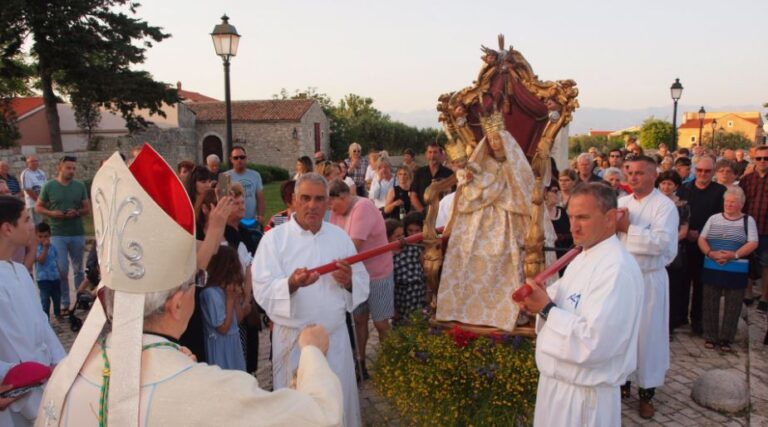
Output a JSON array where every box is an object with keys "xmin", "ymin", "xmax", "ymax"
[{"xmin": 0, "ymin": 136, "xmax": 765, "ymax": 426}]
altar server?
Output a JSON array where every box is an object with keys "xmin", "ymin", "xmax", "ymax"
[
  {"xmin": 0, "ymin": 196, "xmax": 65, "ymax": 426},
  {"xmin": 38, "ymin": 146, "xmax": 344, "ymax": 427},
  {"xmin": 252, "ymin": 173, "xmax": 370, "ymax": 427},
  {"xmin": 517, "ymin": 182, "xmax": 643, "ymax": 426},
  {"xmin": 617, "ymin": 155, "xmax": 678, "ymax": 419}
]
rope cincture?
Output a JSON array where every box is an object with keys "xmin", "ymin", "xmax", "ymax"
[{"xmin": 98, "ymin": 339, "xmax": 180, "ymax": 427}]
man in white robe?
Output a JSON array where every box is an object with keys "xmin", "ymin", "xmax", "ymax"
[
  {"xmin": 0, "ymin": 196, "xmax": 66, "ymax": 427},
  {"xmin": 252, "ymin": 173, "xmax": 370, "ymax": 427},
  {"xmin": 617, "ymin": 155, "xmax": 678, "ymax": 419},
  {"xmin": 517, "ymin": 183, "xmax": 643, "ymax": 426},
  {"xmin": 37, "ymin": 148, "xmax": 345, "ymax": 427}
]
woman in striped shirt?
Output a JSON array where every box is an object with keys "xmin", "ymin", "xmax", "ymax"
[{"xmin": 697, "ymin": 186, "xmax": 759, "ymax": 352}]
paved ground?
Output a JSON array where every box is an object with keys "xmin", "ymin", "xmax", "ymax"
[{"xmin": 52, "ymin": 279, "xmax": 768, "ymax": 426}]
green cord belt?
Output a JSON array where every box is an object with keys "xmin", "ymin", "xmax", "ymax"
[{"xmin": 98, "ymin": 340, "xmax": 180, "ymax": 427}]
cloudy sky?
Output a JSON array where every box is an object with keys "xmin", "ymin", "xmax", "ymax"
[{"xmin": 137, "ymin": 0, "xmax": 767, "ymax": 121}]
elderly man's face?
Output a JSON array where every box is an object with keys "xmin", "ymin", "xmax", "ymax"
[
  {"xmin": 27, "ymin": 156, "xmax": 39, "ymax": 170},
  {"xmin": 294, "ymin": 181, "xmax": 328, "ymax": 232},
  {"xmin": 229, "ymin": 195, "xmax": 245, "ymax": 221},
  {"xmin": 735, "ymin": 150, "xmax": 745, "ymax": 161},
  {"xmin": 694, "ymin": 158, "xmax": 715, "ymax": 186},
  {"xmin": 577, "ymin": 158, "xmax": 592, "ymax": 176},
  {"xmin": 207, "ymin": 160, "xmax": 220, "ymax": 174}
]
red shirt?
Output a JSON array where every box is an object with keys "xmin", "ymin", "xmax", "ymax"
[{"xmin": 740, "ymin": 171, "xmax": 768, "ymax": 235}]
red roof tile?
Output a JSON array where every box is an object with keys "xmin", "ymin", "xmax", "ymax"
[
  {"xmin": 588, "ymin": 130, "xmax": 613, "ymax": 136},
  {"xmin": 188, "ymin": 100, "xmax": 315, "ymax": 122},
  {"xmin": 679, "ymin": 118, "xmax": 717, "ymax": 129},
  {"xmin": 178, "ymin": 89, "xmax": 219, "ymax": 103},
  {"xmin": 8, "ymin": 97, "xmax": 45, "ymax": 118}
]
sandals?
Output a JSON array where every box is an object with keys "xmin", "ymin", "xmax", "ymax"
[
  {"xmin": 720, "ymin": 342, "xmax": 732, "ymax": 353},
  {"xmin": 704, "ymin": 341, "xmax": 716, "ymax": 350}
]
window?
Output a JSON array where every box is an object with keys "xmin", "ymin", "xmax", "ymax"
[
  {"xmin": 690, "ymin": 136, "xmax": 696, "ymax": 142},
  {"xmin": 727, "ymin": 120, "xmax": 734, "ymax": 128}
]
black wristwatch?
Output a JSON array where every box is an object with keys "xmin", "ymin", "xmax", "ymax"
[{"xmin": 540, "ymin": 302, "xmax": 557, "ymax": 320}]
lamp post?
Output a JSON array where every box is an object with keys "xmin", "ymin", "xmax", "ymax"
[
  {"xmin": 211, "ymin": 14, "xmax": 241, "ymax": 163},
  {"xmin": 670, "ymin": 78, "xmax": 683, "ymax": 150},
  {"xmin": 710, "ymin": 119, "xmax": 718, "ymax": 149},
  {"xmin": 697, "ymin": 106, "xmax": 706, "ymax": 147}
]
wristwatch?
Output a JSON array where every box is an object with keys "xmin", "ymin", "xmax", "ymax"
[{"xmin": 540, "ymin": 302, "xmax": 557, "ymax": 320}]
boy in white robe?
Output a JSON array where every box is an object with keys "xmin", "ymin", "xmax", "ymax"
[
  {"xmin": 617, "ymin": 155, "xmax": 678, "ymax": 419},
  {"xmin": 0, "ymin": 196, "xmax": 66, "ymax": 427},
  {"xmin": 517, "ymin": 183, "xmax": 644, "ymax": 426},
  {"xmin": 252, "ymin": 173, "xmax": 370, "ymax": 427}
]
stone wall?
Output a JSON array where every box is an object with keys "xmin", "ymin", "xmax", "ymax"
[
  {"xmin": 196, "ymin": 121, "xmax": 313, "ymax": 171},
  {"xmin": 0, "ymin": 148, "xmax": 112, "ymax": 184}
]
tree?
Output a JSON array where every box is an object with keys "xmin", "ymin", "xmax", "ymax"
[
  {"xmin": 0, "ymin": 39, "xmax": 34, "ymax": 147},
  {"xmin": 275, "ymin": 88, "xmax": 439, "ymax": 159},
  {"xmin": 71, "ymin": 93, "xmax": 101, "ymax": 149},
  {"xmin": 568, "ymin": 134, "xmax": 625, "ymax": 157},
  {"xmin": 702, "ymin": 130, "xmax": 753, "ymax": 150},
  {"xmin": 1, "ymin": 0, "xmax": 178, "ymax": 151},
  {"xmin": 638, "ymin": 118, "xmax": 673, "ymax": 150}
]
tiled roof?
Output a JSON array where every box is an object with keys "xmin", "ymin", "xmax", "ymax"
[
  {"xmin": 188, "ymin": 99, "xmax": 315, "ymax": 122},
  {"xmin": 7, "ymin": 97, "xmax": 45, "ymax": 119},
  {"xmin": 679, "ymin": 118, "xmax": 715, "ymax": 129},
  {"xmin": 178, "ymin": 89, "xmax": 219, "ymax": 103},
  {"xmin": 588, "ymin": 130, "xmax": 613, "ymax": 136}
]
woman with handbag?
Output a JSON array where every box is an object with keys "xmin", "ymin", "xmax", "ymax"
[
  {"xmin": 657, "ymin": 171, "xmax": 691, "ymax": 333},
  {"xmin": 697, "ymin": 187, "xmax": 758, "ymax": 352}
]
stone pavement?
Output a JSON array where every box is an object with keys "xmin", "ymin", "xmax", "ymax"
[{"xmin": 51, "ymin": 283, "xmax": 768, "ymax": 426}]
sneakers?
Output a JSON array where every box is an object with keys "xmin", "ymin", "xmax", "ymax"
[
  {"xmin": 639, "ymin": 398, "xmax": 655, "ymax": 419},
  {"xmin": 757, "ymin": 300, "xmax": 768, "ymax": 313}
]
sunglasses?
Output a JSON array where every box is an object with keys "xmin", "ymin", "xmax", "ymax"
[
  {"xmin": 231, "ymin": 155, "xmax": 246, "ymax": 160},
  {"xmin": 755, "ymin": 157, "xmax": 768, "ymax": 161}
]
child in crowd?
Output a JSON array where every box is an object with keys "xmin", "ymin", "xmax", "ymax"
[
  {"xmin": 388, "ymin": 212, "xmax": 427, "ymax": 326},
  {"xmin": 201, "ymin": 245, "xmax": 251, "ymax": 371},
  {"xmin": 34, "ymin": 222, "xmax": 61, "ymax": 318}
]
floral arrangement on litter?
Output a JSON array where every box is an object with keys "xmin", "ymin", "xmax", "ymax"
[{"xmin": 373, "ymin": 310, "xmax": 538, "ymax": 426}]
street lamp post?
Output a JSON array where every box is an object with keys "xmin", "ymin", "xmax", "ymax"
[
  {"xmin": 697, "ymin": 106, "xmax": 706, "ymax": 147},
  {"xmin": 211, "ymin": 15, "xmax": 241, "ymax": 163},
  {"xmin": 710, "ymin": 119, "xmax": 718, "ymax": 150},
  {"xmin": 670, "ymin": 78, "xmax": 683, "ymax": 150}
]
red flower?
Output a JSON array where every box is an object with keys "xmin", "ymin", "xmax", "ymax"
[{"xmin": 446, "ymin": 325, "xmax": 478, "ymax": 348}]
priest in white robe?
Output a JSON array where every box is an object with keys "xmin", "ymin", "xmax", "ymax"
[
  {"xmin": 252, "ymin": 173, "xmax": 370, "ymax": 427},
  {"xmin": 38, "ymin": 147, "xmax": 345, "ymax": 427},
  {"xmin": 617, "ymin": 156, "xmax": 678, "ymax": 419},
  {"xmin": 0, "ymin": 197, "xmax": 65, "ymax": 427},
  {"xmin": 517, "ymin": 183, "xmax": 643, "ymax": 426}
]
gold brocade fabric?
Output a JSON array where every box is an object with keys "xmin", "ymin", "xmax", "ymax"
[{"xmin": 436, "ymin": 131, "xmax": 534, "ymax": 332}]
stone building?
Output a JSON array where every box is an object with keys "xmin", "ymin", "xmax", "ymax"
[
  {"xmin": 678, "ymin": 111, "xmax": 764, "ymax": 148},
  {"xmin": 187, "ymin": 99, "xmax": 330, "ymax": 171}
]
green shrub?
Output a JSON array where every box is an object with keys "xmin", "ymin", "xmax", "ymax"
[
  {"xmin": 373, "ymin": 313, "xmax": 538, "ymax": 426},
  {"xmin": 246, "ymin": 163, "xmax": 289, "ymax": 184}
]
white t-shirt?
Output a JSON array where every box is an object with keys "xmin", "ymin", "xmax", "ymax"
[{"xmin": 20, "ymin": 168, "xmax": 47, "ymax": 208}]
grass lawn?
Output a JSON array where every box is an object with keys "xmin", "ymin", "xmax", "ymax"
[{"xmin": 80, "ymin": 180, "xmax": 287, "ymax": 238}]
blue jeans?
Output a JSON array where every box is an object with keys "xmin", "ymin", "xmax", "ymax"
[
  {"xmin": 38, "ymin": 279, "xmax": 61, "ymax": 318},
  {"xmin": 51, "ymin": 235, "xmax": 85, "ymax": 308}
]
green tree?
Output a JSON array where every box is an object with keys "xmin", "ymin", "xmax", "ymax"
[
  {"xmin": 702, "ymin": 130, "xmax": 753, "ymax": 150},
  {"xmin": 638, "ymin": 118, "xmax": 674, "ymax": 150},
  {"xmin": 275, "ymin": 88, "xmax": 439, "ymax": 160},
  {"xmin": 0, "ymin": 39, "xmax": 34, "ymax": 147},
  {"xmin": 568, "ymin": 134, "xmax": 625, "ymax": 157},
  {"xmin": 1, "ymin": 0, "xmax": 178, "ymax": 151}
]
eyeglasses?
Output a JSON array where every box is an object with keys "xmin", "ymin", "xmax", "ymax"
[
  {"xmin": 231, "ymin": 155, "xmax": 246, "ymax": 160},
  {"xmin": 755, "ymin": 157, "xmax": 768, "ymax": 161}
]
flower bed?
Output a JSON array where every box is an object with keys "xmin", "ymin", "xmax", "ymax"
[{"xmin": 373, "ymin": 313, "xmax": 539, "ymax": 426}]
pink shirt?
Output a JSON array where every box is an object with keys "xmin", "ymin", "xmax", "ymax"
[{"xmin": 330, "ymin": 198, "xmax": 393, "ymax": 280}]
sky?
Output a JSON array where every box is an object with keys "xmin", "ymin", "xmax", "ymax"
[{"xmin": 137, "ymin": 0, "xmax": 767, "ymax": 119}]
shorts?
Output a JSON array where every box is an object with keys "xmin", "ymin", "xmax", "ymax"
[
  {"xmin": 353, "ymin": 273, "xmax": 394, "ymax": 322},
  {"xmin": 759, "ymin": 235, "xmax": 768, "ymax": 268}
]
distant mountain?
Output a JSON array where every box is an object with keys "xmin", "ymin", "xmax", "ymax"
[{"xmin": 387, "ymin": 104, "xmax": 765, "ymax": 135}]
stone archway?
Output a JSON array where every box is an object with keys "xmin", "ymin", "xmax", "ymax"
[{"xmin": 202, "ymin": 134, "xmax": 223, "ymax": 163}]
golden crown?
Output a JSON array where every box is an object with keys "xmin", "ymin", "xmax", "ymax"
[
  {"xmin": 479, "ymin": 111, "xmax": 505, "ymax": 136},
  {"xmin": 444, "ymin": 140, "xmax": 468, "ymax": 162}
]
